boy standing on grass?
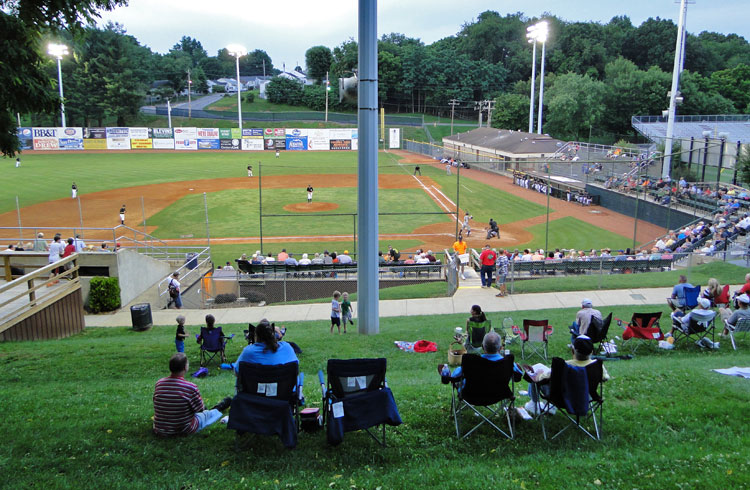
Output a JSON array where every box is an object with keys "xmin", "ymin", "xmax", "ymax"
[
  {"xmin": 341, "ymin": 292, "xmax": 354, "ymax": 332},
  {"xmin": 331, "ymin": 291, "xmax": 342, "ymax": 334},
  {"xmin": 175, "ymin": 315, "xmax": 187, "ymax": 352}
]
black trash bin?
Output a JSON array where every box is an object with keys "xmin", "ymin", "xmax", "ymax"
[
  {"xmin": 131, "ymin": 303, "xmax": 153, "ymax": 331},
  {"xmin": 186, "ymin": 252, "xmax": 198, "ymax": 270}
]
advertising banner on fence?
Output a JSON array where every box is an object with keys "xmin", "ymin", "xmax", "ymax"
[
  {"xmin": 198, "ymin": 139, "xmax": 220, "ymax": 149},
  {"xmin": 84, "ymin": 138, "xmax": 108, "ymax": 149},
  {"xmin": 152, "ymin": 128, "xmax": 173, "ymax": 139},
  {"xmin": 330, "ymin": 139, "xmax": 351, "ymax": 151},
  {"xmin": 152, "ymin": 138, "xmax": 175, "ymax": 149},
  {"xmin": 285, "ymin": 136, "xmax": 308, "ymax": 151},
  {"xmin": 242, "ymin": 138, "xmax": 264, "ymax": 151},
  {"xmin": 84, "ymin": 128, "xmax": 106, "ymax": 139},
  {"xmin": 16, "ymin": 127, "xmax": 33, "ymax": 150},
  {"xmin": 231, "ymin": 128, "xmax": 242, "ymax": 139},
  {"xmin": 173, "ymin": 127, "xmax": 198, "ymax": 150},
  {"xmin": 243, "ymin": 128, "xmax": 263, "ymax": 137},
  {"xmin": 264, "ymin": 128, "xmax": 286, "ymax": 139},
  {"xmin": 59, "ymin": 127, "xmax": 84, "ymax": 150},
  {"xmin": 264, "ymin": 138, "xmax": 286, "ymax": 150},
  {"xmin": 106, "ymin": 127, "xmax": 131, "ymax": 150},
  {"xmin": 129, "ymin": 127, "xmax": 150, "ymax": 139},
  {"xmin": 33, "ymin": 127, "xmax": 61, "ymax": 150},
  {"xmin": 220, "ymin": 139, "xmax": 241, "ymax": 150},
  {"xmin": 389, "ymin": 128, "xmax": 401, "ymax": 149},
  {"xmin": 197, "ymin": 128, "xmax": 219, "ymax": 139},
  {"xmin": 219, "ymin": 128, "xmax": 232, "ymax": 139},
  {"xmin": 307, "ymin": 129, "xmax": 330, "ymax": 151},
  {"xmin": 329, "ymin": 128, "xmax": 354, "ymax": 140}
]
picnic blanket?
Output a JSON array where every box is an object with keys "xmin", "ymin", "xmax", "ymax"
[{"xmin": 394, "ymin": 340, "xmax": 438, "ymax": 353}]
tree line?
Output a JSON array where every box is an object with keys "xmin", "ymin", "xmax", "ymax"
[{"xmin": 3, "ymin": 4, "xmax": 750, "ymax": 156}]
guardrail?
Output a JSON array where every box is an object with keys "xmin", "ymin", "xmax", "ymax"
[
  {"xmin": 633, "ymin": 114, "xmax": 750, "ymax": 125},
  {"xmin": 157, "ymin": 247, "xmax": 212, "ymax": 305},
  {"xmin": 0, "ymin": 252, "xmax": 80, "ymax": 335}
]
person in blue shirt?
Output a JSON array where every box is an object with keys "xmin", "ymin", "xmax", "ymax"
[
  {"xmin": 439, "ymin": 331, "xmax": 523, "ymax": 384},
  {"xmin": 668, "ymin": 275, "xmax": 694, "ymax": 311},
  {"xmin": 234, "ymin": 319, "xmax": 298, "ymax": 371}
]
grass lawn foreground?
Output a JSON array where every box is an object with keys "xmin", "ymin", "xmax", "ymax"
[{"xmin": 1, "ymin": 305, "xmax": 749, "ymax": 488}]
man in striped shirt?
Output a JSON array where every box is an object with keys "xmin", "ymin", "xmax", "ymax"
[{"xmin": 153, "ymin": 353, "xmax": 231, "ymax": 436}]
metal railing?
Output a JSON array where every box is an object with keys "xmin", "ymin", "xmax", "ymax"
[
  {"xmin": 157, "ymin": 247, "xmax": 213, "ymax": 305},
  {"xmin": 633, "ymin": 114, "xmax": 750, "ymax": 125}
]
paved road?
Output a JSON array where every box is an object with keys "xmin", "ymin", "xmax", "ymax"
[{"xmin": 171, "ymin": 93, "xmax": 224, "ymax": 110}]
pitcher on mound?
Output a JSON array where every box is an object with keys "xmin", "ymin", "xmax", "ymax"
[{"xmin": 307, "ymin": 185, "xmax": 314, "ymax": 203}]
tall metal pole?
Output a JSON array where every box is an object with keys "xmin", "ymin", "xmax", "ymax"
[
  {"xmin": 455, "ymin": 163, "xmax": 460, "ymax": 238},
  {"xmin": 167, "ymin": 99, "xmax": 172, "ymax": 128},
  {"xmin": 187, "ymin": 69, "xmax": 192, "ymax": 119},
  {"xmin": 140, "ymin": 196, "xmax": 147, "ymax": 234},
  {"xmin": 357, "ymin": 0, "xmax": 379, "ymax": 335},
  {"xmin": 15, "ymin": 196, "xmax": 22, "ymax": 242},
  {"xmin": 325, "ymin": 71, "xmax": 329, "ymax": 122},
  {"xmin": 528, "ymin": 41, "xmax": 537, "ymax": 133},
  {"xmin": 733, "ymin": 140, "xmax": 741, "ymax": 185},
  {"xmin": 56, "ymin": 56, "xmax": 66, "ymax": 128},
  {"xmin": 536, "ymin": 39, "xmax": 546, "ymax": 134},
  {"xmin": 662, "ymin": 0, "xmax": 689, "ymax": 180},
  {"xmin": 235, "ymin": 55, "xmax": 243, "ymax": 130},
  {"xmin": 77, "ymin": 194, "xmax": 84, "ymax": 233},
  {"xmin": 545, "ymin": 171, "xmax": 551, "ymax": 252},
  {"xmin": 716, "ymin": 138, "xmax": 726, "ymax": 191},
  {"xmin": 259, "ymin": 161, "xmax": 264, "ymax": 254},
  {"xmin": 203, "ymin": 192, "xmax": 210, "ymax": 247},
  {"xmin": 701, "ymin": 137, "xmax": 709, "ymax": 182}
]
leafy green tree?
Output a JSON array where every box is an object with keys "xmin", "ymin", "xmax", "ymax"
[
  {"xmin": 331, "ymin": 39, "xmax": 358, "ymax": 78},
  {"xmin": 708, "ymin": 64, "xmax": 750, "ymax": 112},
  {"xmin": 199, "ymin": 56, "xmax": 231, "ymax": 79},
  {"xmin": 622, "ymin": 17, "xmax": 677, "ymax": 71},
  {"xmin": 265, "ymin": 76, "xmax": 304, "ymax": 105},
  {"xmin": 305, "ymin": 46, "xmax": 332, "ymax": 83},
  {"xmin": 0, "ymin": 0, "xmax": 126, "ymax": 156},
  {"xmin": 241, "ymin": 50, "xmax": 274, "ymax": 76},
  {"xmin": 491, "ymin": 93, "xmax": 529, "ymax": 130},
  {"xmin": 544, "ymin": 73, "xmax": 607, "ymax": 140},
  {"xmin": 170, "ymin": 36, "xmax": 207, "ymax": 68}
]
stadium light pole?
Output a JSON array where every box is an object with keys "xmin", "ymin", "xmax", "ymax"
[
  {"xmin": 526, "ymin": 21, "xmax": 548, "ymax": 135},
  {"xmin": 663, "ymin": 0, "xmax": 689, "ymax": 180},
  {"xmin": 325, "ymin": 71, "xmax": 330, "ymax": 122},
  {"xmin": 227, "ymin": 44, "xmax": 247, "ymax": 130},
  {"xmin": 48, "ymin": 43, "xmax": 69, "ymax": 127},
  {"xmin": 526, "ymin": 32, "xmax": 537, "ymax": 133}
]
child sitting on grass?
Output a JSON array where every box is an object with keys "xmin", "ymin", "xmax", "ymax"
[
  {"xmin": 341, "ymin": 292, "xmax": 354, "ymax": 332},
  {"xmin": 331, "ymin": 291, "xmax": 342, "ymax": 334},
  {"xmin": 175, "ymin": 315, "xmax": 187, "ymax": 352}
]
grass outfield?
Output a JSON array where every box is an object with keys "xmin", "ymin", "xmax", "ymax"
[
  {"xmin": 145, "ymin": 188, "xmax": 450, "ymax": 239},
  {"xmin": 517, "ymin": 216, "xmax": 637, "ymax": 252},
  {"xmin": 2, "ymin": 306, "xmax": 748, "ymax": 488}
]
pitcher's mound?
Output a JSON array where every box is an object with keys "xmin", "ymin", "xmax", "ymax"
[{"xmin": 283, "ymin": 202, "xmax": 339, "ymax": 212}]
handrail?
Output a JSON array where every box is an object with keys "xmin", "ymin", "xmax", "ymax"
[
  {"xmin": 0, "ymin": 253, "xmax": 80, "ymax": 335},
  {"xmin": 633, "ymin": 114, "xmax": 750, "ymax": 125},
  {"xmin": 157, "ymin": 248, "xmax": 212, "ymax": 300}
]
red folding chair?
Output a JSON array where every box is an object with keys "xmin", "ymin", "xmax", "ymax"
[
  {"xmin": 617, "ymin": 312, "xmax": 663, "ymax": 353},
  {"xmin": 521, "ymin": 320, "xmax": 554, "ymax": 361}
]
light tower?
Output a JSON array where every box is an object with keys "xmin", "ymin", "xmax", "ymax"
[
  {"xmin": 226, "ymin": 44, "xmax": 247, "ymax": 130},
  {"xmin": 48, "ymin": 43, "xmax": 69, "ymax": 127}
]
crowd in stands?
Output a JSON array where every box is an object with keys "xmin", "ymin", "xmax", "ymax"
[{"xmin": 236, "ymin": 246, "xmax": 442, "ymax": 270}]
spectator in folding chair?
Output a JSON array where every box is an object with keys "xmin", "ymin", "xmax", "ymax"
[
  {"xmin": 569, "ymin": 298, "xmax": 602, "ymax": 343},
  {"xmin": 722, "ymin": 294, "xmax": 750, "ymax": 339},
  {"xmin": 669, "ymin": 297, "xmax": 717, "ymax": 347},
  {"xmin": 667, "ymin": 275, "xmax": 694, "ymax": 311},
  {"xmin": 152, "ymin": 353, "xmax": 232, "ymax": 437},
  {"xmin": 196, "ymin": 314, "xmax": 232, "ymax": 366},
  {"xmin": 464, "ymin": 305, "xmax": 492, "ymax": 354},
  {"xmin": 440, "ymin": 331, "xmax": 523, "ymax": 386},
  {"xmin": 234, "ymin": 319, "xmax": 298, "ymax": 369}
]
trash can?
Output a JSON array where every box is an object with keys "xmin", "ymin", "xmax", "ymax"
[
  {"xmin": 185, "ymin": 252, "xmax": 198, "ymax": 270},
  {"xmin": 130, "ymin": 303, "xmax": 152, "ymax": 331}
]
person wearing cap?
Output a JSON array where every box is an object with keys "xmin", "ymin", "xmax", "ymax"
[
  {"xmin": 338, "ymin": 250, "xmax": 353, "ymax": 264},
  {"xmin": 669, "ymin": 297, "xmax": 715, "ymax": 337},
  {"xmin": 570, "ymin": 298, "xmax": 602, "ymax": 342},
  {"xmin": 524, "ymin": 335, "xmax": 610, "ymax": 415},
  {"xmin": 722, "ymin": 294, "xmax": 750, "ymax": 337}
]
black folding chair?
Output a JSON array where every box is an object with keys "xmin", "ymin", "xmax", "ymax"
[
  {"xmin": 540, "ymin": 357, "xmax": 604, "ymax": 441},
  {"xmin": 197, "ymin": 327, "xmax": 233, "ymax": 367},
  {"xmin": 672, "ymin": 310, "xmax": 717, "ymax": 347},
  {"xmin": 450, "ymin": 354, "xmax": 516, "ymax": 440},
  {"xmin": 465, "ymin": 319, "xmax": 491, "ymax": 354},
  {"xmin": 319, "ymin": 358, "xmax": 402, "ymax": 447},
  {"xmin": 586, "ymin": 313, "xmax": 612, "ymax": 356},
  {"xmin": 227, "ymin": 361, "xmax": 303, "ymax": 449}
]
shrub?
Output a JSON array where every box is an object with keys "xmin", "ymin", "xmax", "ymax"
[
  {"xmin": 244, "ymin": 291, "xmax": 267, "ymax": 303},
  {"xmin": 214, "ymin": 293, "xmax": 237, "ymax": 304},
  {"xmin": 88, "ymin": 277, "xmax": 121, "ymax": 313},
  {"xmin": 244, "ymin": 91, "xmax": 255, "ymax": 103},
  {"xmin": 212, "ymin": 84, "xmax": 226, "ymax": 93}
]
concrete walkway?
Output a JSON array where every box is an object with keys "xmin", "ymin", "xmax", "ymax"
[{"xmin": 85, "ymin": 281, "xmax": 740, "ymax": 328}]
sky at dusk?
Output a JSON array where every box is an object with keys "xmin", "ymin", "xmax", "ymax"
[{"xmin": 99, "ymin": 0, "xmax": 750, "ymax": 71}]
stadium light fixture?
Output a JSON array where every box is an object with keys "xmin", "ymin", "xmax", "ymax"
[
  {"xmin": 48, "ymin": 43, "xmax": 69, "ymax": 127},
  {"xmin": 227, "ymin": 44, "xmax": 247, "ymax": 130}
]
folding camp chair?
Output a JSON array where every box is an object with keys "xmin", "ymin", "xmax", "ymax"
[
  {"xmin": 540, "ymin": 357, "xmax": 604, "ymax": 441},
  {"xmin": 450, "ymin": 354, "xmax": 516, "ymax": 440},
  {"xmin": 586, "ymin": 313, "xmax": 613, "ymax": 356},
  {"xmin": 319, "ymin": 358, "xmax": 402, "ymax": 447},
  {"xmin": 725, "ymin": 317, "xmax": 750, "ymax": 350},
  {"xmin": 672, "ymin": 310, "xmax": 717, "ymax": 347},
  {"xmin": 683, "ymin": 285, "xmax": 701, "ymax": 310},
  {"xmin": 617, "ymin": 312, "xmax": 664, "ymax": 353},
  {"xmin": 465, "ymin": 319, "xmax": 491, "ymax": 354},
  {"xmin": 521, "ymin": 320, "xmax": 554, "ymax": 360},
  {"xmin": 227, "ymin": 361, "xmax": 303, "ymax": 449},
  {"xmin": 501, "ymin": 317, "xmax": 520, "ymax": 347},
  {"xmin": 713, "ymin": 284, "xmax": 730, "ymax": 307},
  {"xmin": 197, "ymin": 327, "xmax": 233, "ymax": 367}
]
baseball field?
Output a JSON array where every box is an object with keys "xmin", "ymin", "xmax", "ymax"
[{"xmin": 0, "ymin": 150, "xmax": 666, "ymax": 265}]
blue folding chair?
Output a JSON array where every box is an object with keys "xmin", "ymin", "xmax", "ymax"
[
  {"xmin": 197, "ymin": 327, "xmax": 233, "ymax": 367},
  {"xmin": 683, "ymin": 285, "xmax": 701, "ymax": 310}
]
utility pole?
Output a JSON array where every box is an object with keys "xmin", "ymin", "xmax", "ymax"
[
  {"xmin": 263, "ymin": 59, "xmax": 266, "ymax": 78},
  {"xmin": 475, "ymin": 101, "xmax": 482, "ymax": 127},
  {"xmin": 485, "ymin": 99, "xmax": 495, "ymax": 128},
  {"xmin": 449, "ymin": 99, "xmax": 458, "ymax": 136},
  {"xmin": 187, "ymin": 69, "xmax": 192, "ymax": 119},
  {"xmin": 325, "ymin": 71, "xmax": 330, "ymax": 122}
]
